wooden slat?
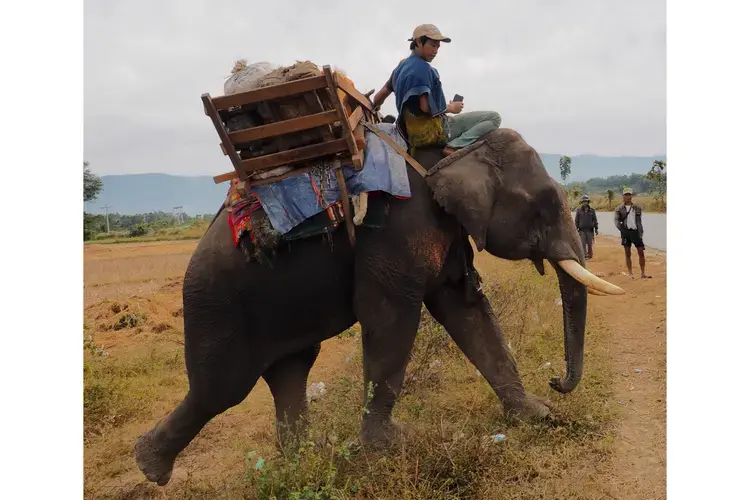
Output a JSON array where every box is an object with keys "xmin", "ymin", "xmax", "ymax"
[
  {"xmin": 202, "ymin": 93, "xmax": 246, "ymax": 180},
  {"xmin": 309, "ymin": 90, "xmax": 335, "ymax": 141},
  {"xmin": 324, "ymin": 66, "xmax": 357, "ymax": 246},
  {"xmin": 323, "ymin": 66, "xmax": 358, "ymax": 157},
  {"xmin": 335, "ymin": 74, "xmax": 374, "ymax": 113},
  {"xmin": 335, "ymin": 168, "xmax": 356, "ymax": 246},
  {"xmin": 248, "ymin": 161, "xmax": 343, "ymax": 187},
  {"xmin": 210, "ymin": 75, "xmax": 328, "ymax": 111},
  {"xmin": 347, "ymin": 106, "xmax": 364, "ymax": 133},
  {"xmin": 260, "ymin": 101, "xmax": 288, "ymax": 154},
  {"xmin": 354, "ymin": 121, "xmax": 365, "ymax": 142},
  {"xmin": 213, "ymin": 170, "xmax": 238, "ymax": 184},
  {"xmin": 352, "ymin": 121, "xmax": 365, "ymax": 171},
  {"xmin": 240, "ymin": 138, "xmax": 349, "ymax": 173},
  {"xmin": 248, "ymin": 166, "xmax": 314, "ymax": 187},
  {"xmin": 213, "ymin": 158, "xmax": 347, "ymax": 185},
  {"xmin": 227, "ymin": 110, "xmax": 339, "ymax": 145},
  {"xmin": 350, "ymin": 150, "xmax": 364, "ymax": 171}
]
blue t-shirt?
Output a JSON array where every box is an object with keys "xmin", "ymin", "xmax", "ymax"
[{"xmin": 387, "ymin": 54, "xmax": 447, "ymax": 117}]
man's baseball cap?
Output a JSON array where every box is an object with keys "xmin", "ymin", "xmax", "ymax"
[
  {"xmin": 623, "ymin": 188, "xmax": 634, "ymax": 195},
  {"xmin": 408, "ymin": 24, "xmax": 452, "ymax": 43},
  {"xmin": 580, "ymin": 195, "xmax": 590, "ymax": 202}
]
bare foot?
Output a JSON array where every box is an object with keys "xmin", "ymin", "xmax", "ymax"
[{"xmin": 641, "ymin": 274, "xmax": 652, "ymax": 279}]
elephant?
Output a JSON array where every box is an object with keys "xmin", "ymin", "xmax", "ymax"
[{"xmin": 134, "ymin": 128, "xmax": 624, "ymax": 486}]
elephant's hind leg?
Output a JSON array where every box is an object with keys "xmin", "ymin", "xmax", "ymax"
[
  {"xmin": 262, "ymin": 343, "xmax": 321, "ymax": 446},
  {"xmin": 355, "ymin": 288, "xmax": 422, "ymax": 446},
  {"xmin": 135, "ymin": 324, "xmax": 262, "ymax": 486},
  {"xmin": 424, "ymin": 283, "xmax": 551, "ymax": 421},
  {"xmin": 135, "ymin": 390, "xmax": 214, "ymax": 486}
]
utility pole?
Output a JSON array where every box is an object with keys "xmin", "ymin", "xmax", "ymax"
[
  {"xmin": 173, "ymin": 206, "xmax": 184, "ymax": 226},
  {"xmin": 101, "ymin": 204, "xmax": 112, "ymax": 233}
]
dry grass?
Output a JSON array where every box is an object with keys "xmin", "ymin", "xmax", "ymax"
[
  {"xmin": 84, "ymin": 241, "xmax": 195, "ymax": 306},
  {"xmin": 83, "ymin": 239, "xmax": 623, "ymax": 500}
]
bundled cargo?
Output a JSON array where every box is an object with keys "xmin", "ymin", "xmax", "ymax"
[
  {"xmin": 217, "ymin": 60, "xmax": 363, "ymax": 181},
  {"xmin": 202, "ymin": 60, "xmax": 382, "ymax": 245},
  {"xmin": 223, "ymin": 60, "xmax": 278, "ymax": 95}
]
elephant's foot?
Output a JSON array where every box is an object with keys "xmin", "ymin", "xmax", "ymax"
[
  {"xmin": 505, "ymin": 393, "xmax": 553, "ymax": 422},
  {"xmin": 135, "ymin": 430, "xmax": 175, "ymax": 486},
  {"xmin": 360, "ymin": 419, "xmax": 404, "ymax": 448}
]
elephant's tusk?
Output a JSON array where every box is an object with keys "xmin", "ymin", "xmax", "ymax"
[
  {"xmin": 587, "ymin": 287, "xmax": 607, "ymax": 296},
  {"xmin": 558, "ymin": 260, "xmax": 625, "ymax": 295}
]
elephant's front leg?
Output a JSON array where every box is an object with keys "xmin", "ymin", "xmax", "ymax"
[
  {"xmin": 355, "ymin": 287, "xmax": 422, "ymax": 446},
  {"xmin": 424, "ymin": 283, "xmax": 551, "ymax": 420}
]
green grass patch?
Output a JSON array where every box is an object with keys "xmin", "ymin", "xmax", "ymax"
[{"xmin": 85, "ymin": 222, "xmax": 210, "ymax": 245}]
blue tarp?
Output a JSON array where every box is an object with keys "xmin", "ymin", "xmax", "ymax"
[{"xmin": 250, "ymin": 123, "xmax": 411, "ymax": 234}]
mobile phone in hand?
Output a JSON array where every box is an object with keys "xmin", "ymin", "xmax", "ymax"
[{"xmin": 453, "ymin": 94, "xmax": 464, "ymax": 102}]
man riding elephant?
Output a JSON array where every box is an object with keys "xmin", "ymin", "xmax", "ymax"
[{"xmin": 371, "ymin": 24, "xmax": 502, "ymax": 156}]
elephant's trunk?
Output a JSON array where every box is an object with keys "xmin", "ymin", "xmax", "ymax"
[{"xmin": 549, "ymin": 263, "xmax": 587, "ymax": 393}]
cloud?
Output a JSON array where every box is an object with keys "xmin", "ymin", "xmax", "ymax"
[{"xmin": 84, "ymin": 0, "xmax": 665, "ymax": 175}]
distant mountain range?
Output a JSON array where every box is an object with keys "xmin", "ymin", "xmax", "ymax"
[{"xmin": 84, "ymin": 153, "xmax": 666, "ymax": 215}]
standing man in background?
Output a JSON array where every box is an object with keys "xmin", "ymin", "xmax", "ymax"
[
  {"xmin": 370, "ymin": 24, "xmax": 501, "ymax": 156},
  {"xmin": 575, "ymin": 195, "xmax": 598, "ymax": 260},
  {"xmin": 614, "ymin": 188, "xmax": 652, "ymax": 279}
]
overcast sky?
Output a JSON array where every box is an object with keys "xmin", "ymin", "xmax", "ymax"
[{"xmin": 84, "ymin": 0, "xmax": 665, "ymax": 176}]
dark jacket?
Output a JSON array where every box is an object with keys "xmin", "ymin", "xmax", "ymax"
[
  {"xmin": 575, "ymin": 206, "xmax": 598, "ymax": 232},
  {"xmin": 614, "ymin": 203, "xmax": 643, "ymax": 234}
]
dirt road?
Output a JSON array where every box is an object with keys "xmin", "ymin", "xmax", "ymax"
[
  {"xmin": 475, "ymin": 235, "xmax": 666, "ymax": 498},
  {"xmin": 565, "ymin": 236, "xmax": 666, "ymax": 499}
]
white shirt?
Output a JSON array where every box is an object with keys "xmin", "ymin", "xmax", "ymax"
[{"xmin": 624, "ymin": 204, "xmax": 637, "ymax": 230}]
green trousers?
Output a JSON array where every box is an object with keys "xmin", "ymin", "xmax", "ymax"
[{"xmin": 446, "ymin": 111, "xmax": 502, "ymax": 149}]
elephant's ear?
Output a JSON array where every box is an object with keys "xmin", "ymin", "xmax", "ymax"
[{"xmin": 426, "ymin": 141, "xmax": 496, "ymax": 251}]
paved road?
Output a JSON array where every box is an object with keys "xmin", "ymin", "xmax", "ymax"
[{"xmin": 571, "ymin": 211, "xmax": 666, "ymax": 251}]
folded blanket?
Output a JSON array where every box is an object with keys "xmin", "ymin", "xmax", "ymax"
[{"xmin": 249, "ymin": 123, "xmax": 411, "ymax": 234}]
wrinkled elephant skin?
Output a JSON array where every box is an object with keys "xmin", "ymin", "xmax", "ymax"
[{"xmin": 135, "ymin": 129, "xmax": 608, "ymax": 485}]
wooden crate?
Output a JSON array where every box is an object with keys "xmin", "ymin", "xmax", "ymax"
[
  {"xmin": 201, "ymin": 65, "xmax": 378, "ymax": 245},
  {"xmin": 203, "ymin": 65, "xmax": 377, "ymax": 186}
]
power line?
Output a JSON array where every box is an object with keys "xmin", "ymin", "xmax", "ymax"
[
  {"xmin": 173, "ymin": 206, "xmax": 184, "ymax": 226},
  {"xmin": 100, "ymin": 204, "xmax": 112, "ymax": 233}
]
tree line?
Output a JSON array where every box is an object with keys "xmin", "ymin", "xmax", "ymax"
[
  {"xmin": 83, "ymin": 162, "xmax": 213, "ymax": 240},
  {"xmin": 571, "ymin": 172, "xmax": 657, "ymax": 194},
  {"xmin": 83, "ymin": 154, "xmax": 668, "ymax": 240},
  {"xmin": 559, "ymin": 156, "xmax": 667, "ymax": 210},
  {"xmin": 85, "ymin": 211, "xmax": 213, "ymax": 237}
]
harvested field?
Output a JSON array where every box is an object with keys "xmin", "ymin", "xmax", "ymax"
[{"xmin": 83, "ymin": 236, "xmax": 666, "ymax": 499}]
